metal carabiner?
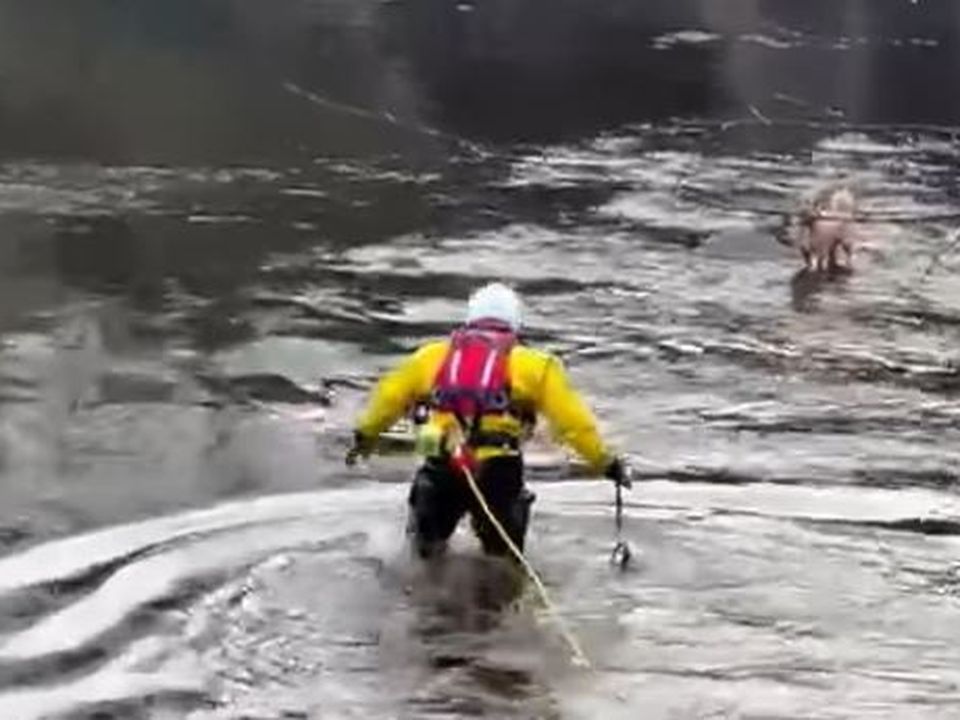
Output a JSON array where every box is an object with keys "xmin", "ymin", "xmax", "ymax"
[{"xmin": 610, "ymin": 539, "xmax": 632, "ymax": 570}]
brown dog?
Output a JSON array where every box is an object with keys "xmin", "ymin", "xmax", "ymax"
[{"xmin": 786, "ymin": 186, "xmax": 858, "ymax": 272}]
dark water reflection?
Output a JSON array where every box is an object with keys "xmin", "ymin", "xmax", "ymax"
[
  {"xmin": 2, "ymin": 0, "xmax": 960, "ymax": 160},
  {"xmin": 3, "ymin": 1, "xmax": 960, "ymax": 718}
]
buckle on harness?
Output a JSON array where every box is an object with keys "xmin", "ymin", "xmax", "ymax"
[{"xmin": 469, "ymin": 431, "xmax": 520, "ymax": 451}]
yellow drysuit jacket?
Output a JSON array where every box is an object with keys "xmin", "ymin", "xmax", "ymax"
[{"xmin": 353, "ymin": 339, "xmax": 614, "ymax": 473}]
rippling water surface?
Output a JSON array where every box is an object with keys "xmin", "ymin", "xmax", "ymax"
[{"xmin": 3, "ymin": 1, "xmax": 960, "ymax": 718}]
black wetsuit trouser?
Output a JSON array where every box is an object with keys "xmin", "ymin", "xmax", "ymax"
[{"xmin": 407, "ymin": 455, "xmax": 535, "ymax": 559}]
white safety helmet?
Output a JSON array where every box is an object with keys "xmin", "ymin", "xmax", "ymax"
[{"xmin": 465, "ymin": 282, "xmax": 522, "ymax": 331}]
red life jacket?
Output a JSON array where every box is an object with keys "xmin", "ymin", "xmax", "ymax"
[{"xmin": 430, "ymin": 319, "xmax": 516, "ymax": 436}]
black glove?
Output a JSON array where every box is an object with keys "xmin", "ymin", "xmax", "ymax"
[
  {"xmin": 604, "ymin": 456, "xmax": 632, "ymax": 489},
  {"xmin": 345, "ymin": 430, "xmax": 374, "ymax": 467}
]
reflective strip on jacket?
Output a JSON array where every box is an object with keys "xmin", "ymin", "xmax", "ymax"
[{"xmin": 353, "ymin": 340, "xmax": 613, "ymax": 473}]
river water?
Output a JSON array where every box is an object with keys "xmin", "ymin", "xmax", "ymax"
[{"xmin": 2, "ymin": 1, "xmax": 960, "ymax": 718}]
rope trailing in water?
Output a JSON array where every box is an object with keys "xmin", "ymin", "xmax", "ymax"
[
  {"xmin": 283, "ymin": 81, "xmax": 487, "ymax": 157},
  {"xmin": 455, "ymin": 447, "xmax": 592, "ymax": 669}
]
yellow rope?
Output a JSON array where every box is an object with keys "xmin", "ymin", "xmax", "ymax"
[{"xmin": 458, "ymin": 453, "xmax": 592, "ymax": 669}]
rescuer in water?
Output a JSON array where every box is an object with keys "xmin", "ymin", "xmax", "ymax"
[{"xmin": 347, "ymin": 282, "xmax": 630, "ymax": 559}]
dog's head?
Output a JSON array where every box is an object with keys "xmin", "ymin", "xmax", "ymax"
[{"xmin": 811, "ymin": 184, "xmax": 857, "ymax": 217}]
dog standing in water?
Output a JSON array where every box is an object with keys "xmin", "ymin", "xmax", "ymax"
[{"xmin": 786, "ymin": 185, "xmax": 859, "ymax": 272}]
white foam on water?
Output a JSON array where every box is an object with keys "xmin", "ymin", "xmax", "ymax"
[
  {"xmin": 0, "ymin": 483, "xmax": 399, "ymax": 596},
  {"xmin": 542, "ymin": 478, "xmax": 960, "ymax": 526},
  {"xmin": 0, "ymin": 635, "xmax": 207, "ymax": 720}
]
